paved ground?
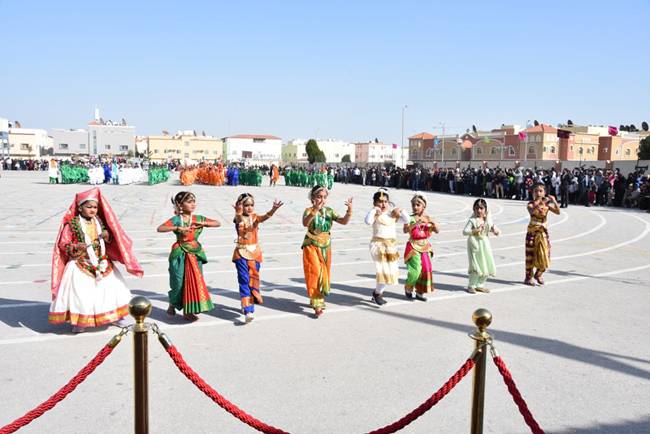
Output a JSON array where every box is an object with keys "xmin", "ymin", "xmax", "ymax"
[{"xmin": 0, "ymin": 170, "xmax": 649, "ymax": 433}]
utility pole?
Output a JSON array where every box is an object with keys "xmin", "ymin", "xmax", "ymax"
[{"xmin": 401, "ymin": 105, "xmax": 408, "ymax": 168}]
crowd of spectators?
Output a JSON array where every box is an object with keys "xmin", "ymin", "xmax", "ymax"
[
  {"xmin": 3, "ymin": 157, "xmax": 649, "ymax": 211},
  {"xmin": 330, "ymin": 164, "xmax": 650, "ymax": 211}
]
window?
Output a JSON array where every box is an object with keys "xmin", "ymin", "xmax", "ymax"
[
  {"xmin": 106, "ymin": 145, "xmax": 111, "ymax": 150},
  {"xmin": 253, "ymin": 138, "xmax": 264, "ymax": 143},
  {"xmin": 491, "ymin": 147, "xmax": 498, "ymax": 155},
  {"xmin": 20, "ymin": 143, "xmax": 30, "ymax": 150},
  {"xmin": 184, "ymin": 141, "xmax": 190, "ymax": 147},
  {"xmin": 452, "ymin": 148, "xmax": 458, "ymax": 156},
  {"xmin": 509, "ymin": 146, "xmax": 515, "ymax": 156},
  {"xmin": 543, "ymin": 146, "xmax": 547, "ymax": 152},
  {"xmin": 79, "ymin": 144, "xmax": 86, "ymax": 149},
  {"xmin": 119, "ymin": 145, "xmax": 128, "ymax": 151},
  {"xmin": 475, "ymin": 148, "xmax": 483, "ymax": 155},
  {"xmin": 528, "ymin": 146, "xmax": 535, "ymax": 154},
  {"xmin": 184, "ymin": 153, "xmax": 189, "ymax": 158},
  {"xmin": 625, "ymin": 149, "xmax": 631, "ymax": 156},
  {"xmin": 154, "ymin": 149, "xmax": 159, "ymax": 154},
  {"xmin": 59, "ymin": 143, "xmax": 69, "ymax": 150},
  {"xmin": 550, "ymin": 146, "xmax": 556, "ymax": 153}
]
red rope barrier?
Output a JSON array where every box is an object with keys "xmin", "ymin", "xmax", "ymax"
[
  {"xmin": 366, "ymin": 358, "xmax": 475, "ymax": 434},
  {"xmin": 0, "ymin": 345, "xmax": 115, "ymax": 434},
  {"xmin": 164, "ymin": 345, "xmax": 289, "ymax": 434},
  {"xmin": 492, "ymin": 356, "xmax": 545, "ymax": 434},
  {"xmin": 165, "ymin": 341, "xmax": 474, "ymax": 434}
]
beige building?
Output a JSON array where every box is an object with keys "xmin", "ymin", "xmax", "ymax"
[
  {"xmin": 355, "ymin": 141, "xmax": 394, "ymax": 164},
  {"xmin": 7, "ymin": 127, "xmax": 50, "ymax": 159},
  {"xmin": 143, "ymin": 132, "xmax": 223, "ymax": 162}
]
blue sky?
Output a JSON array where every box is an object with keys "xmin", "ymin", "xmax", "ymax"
[{"xmin": 2, "ymin": 0, "xmax": 649, "ymax": 144}]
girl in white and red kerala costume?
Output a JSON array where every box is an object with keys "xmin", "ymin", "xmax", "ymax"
[{"xmin": 49, "ymin": 187, "xmax": 144, "ymax": 333}]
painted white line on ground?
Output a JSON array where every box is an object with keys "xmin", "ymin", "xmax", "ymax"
[
  {"xmin": 0, "ymin": 208, "xmax": 590, "ymax": 269},
  {"xmin": 1, "ymin": 262, "xmax": 648, "ymax": 346}
]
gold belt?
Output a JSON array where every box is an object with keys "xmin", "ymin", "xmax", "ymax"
[
  {"xmin": 371, "ymin": 237, "xmax": 396, "ymax": 247},
  {"xmin": 306, "ymin": 231, "xmax": 330, "ymax": 244}
]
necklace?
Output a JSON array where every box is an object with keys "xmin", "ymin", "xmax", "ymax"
[{"xmin": 181, "ymin": 213, "xmax": 192, "ymax": 227}]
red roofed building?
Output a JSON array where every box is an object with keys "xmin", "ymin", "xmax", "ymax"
[
  {"xmin": 521, "ymin": 124, "xmax": 559, "ymax": 162},
  {"xmin": 408, "ymin": 132, "xmax": 434, "ymax": 162}
]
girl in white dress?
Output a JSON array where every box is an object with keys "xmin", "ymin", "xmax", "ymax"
[
  {"xmin": 364, "ymin": 188, "xmax": 410, "ymax": 305},
  {"xmin": 49, "ymin": 187, "xmax": 144, "ymax": 333}
]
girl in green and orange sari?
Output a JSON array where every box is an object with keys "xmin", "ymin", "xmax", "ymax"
[
  {"xmin": 302, "ymin": 185, "xmax": 353, "ymax": 318},
  {"xmin": 157, "ymin": 191, "xmax": 221, "ymax": 321}
]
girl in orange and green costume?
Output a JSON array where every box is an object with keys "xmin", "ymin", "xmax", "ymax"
[{"xmin": 301, "ymin": 185, "xmax": 353, "ymax": 317}]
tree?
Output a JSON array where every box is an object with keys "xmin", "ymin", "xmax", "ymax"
[
  {"xmin": 305, "ymin": 139, "xmax": 326, "ymax": 163},
  {"xmin": 638, "ymin": 136, "xmax": 650, "ymax": 160},
  {"xmin": 341, "ymin": 154, "xmax": 351, "ymax": 163}
]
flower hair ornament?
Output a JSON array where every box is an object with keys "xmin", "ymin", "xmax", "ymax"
[{"xmin": 411, "ymin": 192, "xmax": 427, "ymax": 208}]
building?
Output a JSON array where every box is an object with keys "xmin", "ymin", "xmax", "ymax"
[
  {"xmin": 598, "ymin": 133, "xmax": 642, "ymax": 161},
  {"xmin": 7, "ymin": 127, "xmax": 49, "ymax": 159},
  {"xmin": 408, "ymin": 132, "xmax": 434, "ymax": 163},
  {"xmin": 281, "ymin": 138, "xmax": 355, "ymax": 164},
  {"xmin": 50, "ymin": 129, "xmax": 89, "ymax": 156},
  {"xmin": 0, "ymin": 118, "xmax": 8, "ymax": 160},
  {"xmin": 223, "ymin": 134, "xmax": 282, "ymax": 165},
  {"xmin": 281, "ymin": 139, "xmax": 308, "ymax": 164},
  {"xmin": 355, "ymin": 141, "xmax": 395, "ymax": 164},
  {"xmin": 87, "ymin": 109, "xmax": 135, "ymax": 156},
  {"xmin": 143, "ymin": 131, "xmax": 223, "ymax": 162}
]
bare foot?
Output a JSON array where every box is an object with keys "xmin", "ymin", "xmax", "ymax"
[
  {"xmin": 166, "ymin": 306, "xmax": 176, "ymax": 316},
  {"xmin": 183, "ymin": 313, "xmax": 198, "ymax": 322}
]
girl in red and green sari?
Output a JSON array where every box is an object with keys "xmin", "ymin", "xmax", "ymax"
[{"xmin": 157, "ymin": 191, "xmax": 221, "ymax": 321}]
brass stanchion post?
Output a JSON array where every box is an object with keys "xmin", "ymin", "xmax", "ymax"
[
  {"xmin": 130, "ymin": 296, "xmax": 152, "ymax": 434},
  {"xmin": 469, "ymin": 308, "xmax": 492, "ymax": 434}
]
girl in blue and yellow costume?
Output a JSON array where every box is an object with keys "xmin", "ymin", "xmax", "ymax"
[{"xmin": 232, "ymin": 193, "xmax": 284, "ymax": 323}]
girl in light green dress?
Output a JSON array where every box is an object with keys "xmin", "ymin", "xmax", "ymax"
[{"xmin": 462, "ymin": 199, "xmax": 500, "ymax": 294}]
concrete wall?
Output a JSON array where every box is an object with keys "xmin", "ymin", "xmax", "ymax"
[
  {"xmin": 50, "ymin": 129, "xmax": 88, "ymax": 156},
  {"xmin": 88, "ymin": 125, "xmax": 135, "ymax": 155}
]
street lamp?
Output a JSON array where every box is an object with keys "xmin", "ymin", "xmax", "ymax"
[{"xmin": 401, "ymin": 105, "xmax": 408, "ymax": 168}]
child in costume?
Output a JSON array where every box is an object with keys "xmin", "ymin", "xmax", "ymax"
[
  {"xmin": 232, "ymin": 193, "xmax": 284, "ymax": 323},
  {"xmin": 364, "ymin": 188, "xmax": 410, "ymax": 305},
  {"xmin": 302, "ymin": 185, "xmax": 353, "ymax": 317},
  {"xmin": 463, "ymin": 199, "xmax": 500, "ymax": 294},
  {"xmin": 525, "ymin": 183, "xmax": 560, "ymax": 285},
  {"xmin": 49, "ymin": 187, "xmax": 143, "ymax": 333},
  {"xmin": 403, "ymin": 194, "xmax": 438, "ymax": 301},
  {"xmin": 157, "ymin": 191, "xmax": 221, "ymax": 321}
]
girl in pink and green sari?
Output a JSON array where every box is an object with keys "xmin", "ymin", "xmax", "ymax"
[{"xmin": 403, "ymin": 194, "xmax": 439, "ymax": 301}]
